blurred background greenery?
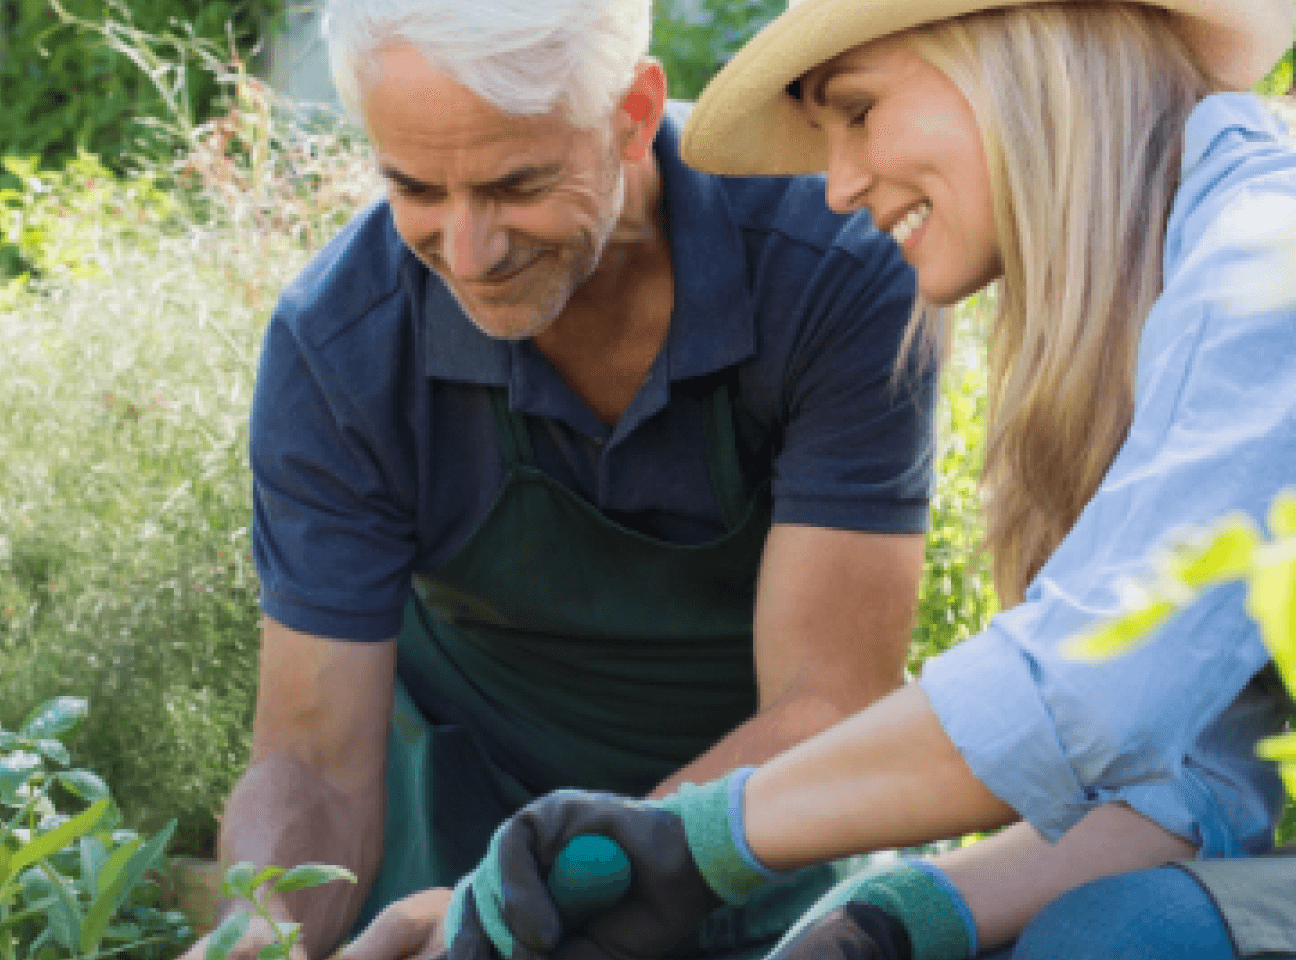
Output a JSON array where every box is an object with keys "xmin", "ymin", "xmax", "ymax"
[{"xmin": 0, "ymin": 0, "xmax": 1290, "ymax": 857}]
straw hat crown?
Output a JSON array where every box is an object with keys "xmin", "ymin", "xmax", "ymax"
[{"xmin": 680, "ymin": 0, "xmax": 1295, "ymax": 175}]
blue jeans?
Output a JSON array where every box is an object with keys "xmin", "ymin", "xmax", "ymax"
[{"xmin": 975, "ymin": 866, "xmax": 1295, "ymax": 960}]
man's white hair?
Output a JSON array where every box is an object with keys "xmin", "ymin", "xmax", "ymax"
[{"xmin": 323, "ymin": 0, "xmax": 653, "ymax": 128}]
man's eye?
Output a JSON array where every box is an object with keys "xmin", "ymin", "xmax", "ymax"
[{"xmin": 497, "ymin": 183, "xmax": 552, "ymax": 202}]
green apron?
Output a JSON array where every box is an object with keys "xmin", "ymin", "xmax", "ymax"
[{"xmin": 354, "ymin": 383, "xmax": 835, "ymax": 957}]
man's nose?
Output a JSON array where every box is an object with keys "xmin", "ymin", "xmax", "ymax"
[{"xmin": 440, "ymin": 196, "xmax": 508, "ymax": 280}]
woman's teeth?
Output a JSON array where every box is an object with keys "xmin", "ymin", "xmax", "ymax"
[{"xmin": 891, "ymin": 203, "xmax": 931, "ymax": 246}]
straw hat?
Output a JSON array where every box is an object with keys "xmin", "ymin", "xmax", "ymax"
[{"xmin": 679, "ymin": 0, "xmax": 1295, "ymax": 175}]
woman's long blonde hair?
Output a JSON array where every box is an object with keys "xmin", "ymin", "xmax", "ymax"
[{"xmin": 907, "ymin": 4, "xmax": 1216, "ymax": 605}]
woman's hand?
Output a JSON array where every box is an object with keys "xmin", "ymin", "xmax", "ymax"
[{"xmin": 440, "ymin": 777, "xmax": 772, "ymax": 960}]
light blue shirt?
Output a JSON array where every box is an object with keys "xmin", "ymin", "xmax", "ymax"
[{"xmin": 921, "ymin": 94, "xmax": 1296, "ymax": 856}]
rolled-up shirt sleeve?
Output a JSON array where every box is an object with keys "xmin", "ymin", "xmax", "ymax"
[{"xmin": 921, "ymin": 95, "xmax": 1296, "ymax": 855}]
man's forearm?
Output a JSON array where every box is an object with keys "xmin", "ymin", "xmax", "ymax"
[
  {"xmin": 218, "ymin": 757, "xmax": 385, "ymax": 958},
  {"xmin": 649, "ymin": 682, "xmax": 891, "ymax": 798}
]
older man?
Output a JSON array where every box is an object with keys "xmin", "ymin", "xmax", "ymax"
[{"xmin": 189, "ymin": 0, "xmax": 932, "ymax": 957}]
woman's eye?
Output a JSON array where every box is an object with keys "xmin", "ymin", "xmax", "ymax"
[{"xmin": 848, "ymin": 103, "xmax": 874, "ymax": 127}]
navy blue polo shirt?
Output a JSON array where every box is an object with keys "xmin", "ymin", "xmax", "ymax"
[{"xmin": 251, "ymin": 104, "xmax": 933, "ymax": 642}]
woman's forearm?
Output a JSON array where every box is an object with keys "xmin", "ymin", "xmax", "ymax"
[
  {"xmin": 743, "ymin": 682, "xmax": 1017, "ymax": 868},
  {"xmin": 937, "ymin": 803, "xmax": 1195, "ymax": 949}
]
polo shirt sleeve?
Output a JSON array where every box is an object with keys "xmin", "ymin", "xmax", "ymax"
[
  {"xmin": 920, "ymin": 119, "xmax": 1296, "ymax": 853},
  {"xmin": 250, "ymin": 287, "xmax": 419, "ymax": 643},
  {"xmin": 768, "ymin": 220, "xmax": 936, "ymax": 534}
]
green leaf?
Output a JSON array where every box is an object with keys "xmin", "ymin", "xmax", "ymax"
[
  {"xmin": 1270, "ymin": 492, "xmax": 1296, "ymax": 538},
  {"xmin": 32, "ymin": 739, "xmax": 70, "ymax": 767},
  {"xmin": 19, "ymin": 697, "xmax": 87, "ymax": 741},
  {"xmin": 1257, "ymin": 730, "xmax": 1296, "ymax": 764},
  {"xmin": 1246, "ymin": 547, "xmax": 1296, "ymax": 691},
  {"xmin": 257, "ymin": 943, "xmax": 288, "ymax": 960},
  {"xmin": 80, "ymin": 832, "xmax": 109, "ymax": 895},
  {"xmin": 206, "ymin": 910, "xmax": 251, "ymax": 960},
  {"xmin": 1063, "ymin": 600, "xmax": 1177, "ymax": 661},
  {"xmin": 270, "ymin": 863, "xmax": 357, "ymax": 893},
  {"xmin": 79, "ymin": 834, "xmax": 143, "ymax": 955},
  {"xmin": 275, "ymin": 920, "xmax": 302, "ymax": 945},
  {"xmin": 1165, "ymin": 514, "xmax": 1261, "ymax": 589},
  {"xmin": 252, "ymin": 864, "xmax": 285, "ymax": 890},
  {"xmin": 54, "ymin": 768, "xmax": 111, "ymax": 804},
  {"xmin": 9, "ymin": 797, "xmax": 110, "ymax": 876},
  {"xmin": 0, "ymin": 751, "xmax": 43, "ymax": 801},
  {"xmin": 222, "ymin": 860, "xmax": 258, "ymax": 899},
  {"xmin": 32, "ymin": 862, "xmax": 83, "ymax": 951}
]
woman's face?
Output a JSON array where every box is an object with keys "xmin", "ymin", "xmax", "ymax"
[{"xmin": 801, "ymin": 37, "xmax": 1003, "ymax": 306}]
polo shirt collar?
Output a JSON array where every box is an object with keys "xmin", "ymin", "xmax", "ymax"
[{"xmin": 419, "ymin": 107, "xmax": 757, "ymax": 393}]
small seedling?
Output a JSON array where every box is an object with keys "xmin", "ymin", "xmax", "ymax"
[{"xmin": 206, "ymin": 862, "xmax": 356, "ymax": 960}]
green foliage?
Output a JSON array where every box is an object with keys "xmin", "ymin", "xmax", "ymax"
[
  {"xmin": 206, "ymin": 863, "xmax": 354, "ymax": 960},
  {"xmin": 1258, "ymin": 45, "xmax": 1295, "ymax": 96},
  {"xmin": 0, "ymin": 6, "xmax": 379, "ymax": 857},
  {"xmin": 0, "ymin": 696, "xmax": 194, "ymax": 960},
  {"xmin": 0, "ymin": 152, "xmax": 319, "ymax": 857},
  {"xmin": 650, "ymin": 0, "xmax": 783, "ymax": 101},
  {"xmin": 0, "ymin": 0, "xmax": 285, "ymax": 171},
  {"xmin": 1067, "ymin": 491, "xmax": 1296, "ymax": 844},
  {"xmin": 0, "ymin": 152, "xmax": 177, "ymax": 279},
  {"xmin": 912, "ymin": 300, "xmax": 999, "ymax": 672}
]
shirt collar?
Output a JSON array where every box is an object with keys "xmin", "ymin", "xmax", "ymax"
[
  {"xmin": 1181, "ymin": 92, "xmax": 1291, "ymax": 180},
  {"xmin": 419, "ymin": 106, "xmax": 757, "ymax": 388}
]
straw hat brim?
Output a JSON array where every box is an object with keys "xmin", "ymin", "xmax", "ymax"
[{"xmin": 680, "ymin": 0, "xmax": 1295, "ymax": 176}]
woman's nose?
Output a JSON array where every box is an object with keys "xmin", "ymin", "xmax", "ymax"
[{"xmin": 823, "ymin": 128, "xmax": 875, "ymax": 215}]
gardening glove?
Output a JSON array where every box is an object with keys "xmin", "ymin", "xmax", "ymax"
[
  {"xmin": 440, "ymin": 767, "xmax": 781, "ymax": 960},
  {"xmin": 763, "ymin": 861, "xmax": 978, "ymax": 960}
]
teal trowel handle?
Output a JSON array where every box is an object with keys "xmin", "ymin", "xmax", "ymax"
[{"xmin": 545, "ymin": 834, "xmax": 633, "ymax": 925}]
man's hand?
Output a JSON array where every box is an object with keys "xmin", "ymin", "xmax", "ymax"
[
  {"xmin": 215, "ymin": 621, "xmax": 395, "ymax": 957},
  {"xmin": 179, "ymin": 909, "xmax": 306, "ymax": 960},
  {"xmin": 333, "ymin": 889, "xmax": 453, "ymax": 960}
]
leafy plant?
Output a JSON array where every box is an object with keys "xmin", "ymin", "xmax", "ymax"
[
  {"xmin": 1067, "ymin": 490, "xmax": 1296, "ymax": 843},
  {"xmin": 206, "ymin": 863, "xmax": 355, "ymax": 960},
  {"xmin": 0, "ymin": 152, "xmax": 178, "ymax": 279},
  {"xmin": 0, "ymin": 4, "xmax": 381, "ymax": 858},
  {"xmin": 650, "ymin": 0, "xmax": 784, "ymax": 101},
  {"xmin": 912, "ymin": 296, "xmax": 999, "ymax": 672},
  {"xmin": 0, "ymin": 696, "xmax": 193, "ymax": 960},
  {"xmin": 0, "ymin": 0, "xmax": 287, "ymax": 171}
]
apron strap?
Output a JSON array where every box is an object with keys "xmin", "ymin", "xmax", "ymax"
[
  {"xmin": 704, "ymin": 382, "xmax": 749, "ymax": 533},
  {"xmin": 489, "ymin": 388, "xmax": 535, "ymax": 467}
]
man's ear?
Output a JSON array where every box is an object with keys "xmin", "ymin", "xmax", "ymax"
[{"xmin": 617, "ymin": 58, "xmax": 667, "ymax": 161}]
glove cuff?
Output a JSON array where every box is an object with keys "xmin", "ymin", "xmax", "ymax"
[
  {"xmin": 856, "ymin": 861, "xmax": 977, "ymax": 960},
  {"xmin": 659, "ymin": 768, "xmax": 781, "ymax": 905}
]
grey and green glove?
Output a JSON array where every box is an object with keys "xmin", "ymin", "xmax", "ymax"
[
  {"xmin": 440, "ymin": 768, "xmax": 781, "ymax": 960},
  {"xmin": 764, "ymin": 860, "xmax": 979, "ymax": 960}
]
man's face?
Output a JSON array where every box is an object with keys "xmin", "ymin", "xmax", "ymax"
[{"xmin": 363, "ymin": 44, "xmax": 626, "ymax": 340}]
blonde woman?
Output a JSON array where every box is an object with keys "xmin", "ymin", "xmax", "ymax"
[{"xmin": 347, "ymin": 2, "xmax": 1296, "ymax": 959}]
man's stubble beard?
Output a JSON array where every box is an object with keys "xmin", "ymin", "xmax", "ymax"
[{"xmin": 449, "ymin": 151, "xmax": 628, "ymax": 343}]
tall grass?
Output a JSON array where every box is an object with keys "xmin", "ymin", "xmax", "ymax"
[{"xmin": 0, "ymin": 26, "xmax": 380, "ymax": 853}]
